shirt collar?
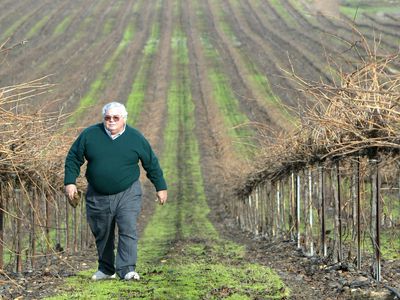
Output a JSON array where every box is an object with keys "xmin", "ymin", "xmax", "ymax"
[{"xmin": 104, "ymin": 124, "xmax": 126, "ymax": 140}]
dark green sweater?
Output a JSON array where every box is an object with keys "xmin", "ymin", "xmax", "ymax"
[{"xmin": 64, "ymin": 123, "xmax": 167, "ymax": 195}]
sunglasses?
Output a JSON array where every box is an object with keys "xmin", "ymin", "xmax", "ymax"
[{"xmin": 104, "ymin": 115, "xmax": 121, "ymax": 122}]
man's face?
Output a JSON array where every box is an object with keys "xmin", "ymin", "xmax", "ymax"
[{"xmin": 103, "ymin": 107, "xmax": 125, "ymax": 135}]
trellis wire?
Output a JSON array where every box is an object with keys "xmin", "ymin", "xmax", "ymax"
[
  {"xmin": 0, "ymin": 180, "xmax": 91, "ymax": 273},
  {"xmin": 232, "ymin": 157, "xmax": 398, "ymax": 281}
]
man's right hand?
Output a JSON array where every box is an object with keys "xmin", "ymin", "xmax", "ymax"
[{"xmin": 65, "ymin": 184, "xmax": 79, "ymax": 207}]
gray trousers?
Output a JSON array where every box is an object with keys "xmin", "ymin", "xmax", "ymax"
[{"xmin": 85, "ymin": 180, "xmax": 142, "ymax": 279}]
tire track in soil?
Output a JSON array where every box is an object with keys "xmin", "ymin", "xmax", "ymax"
[
  {"xmin": 182, "ymin": 0, "xmax": 243, "ymax": 188},
  {"xmin": 135, "ymin": 0, "xmax": 172, "ymax": 150},
  {"xmin": 131, "ymin": 0, "xmax": 173, "ymax": 236},
  {"xmin": 161, "ymin": 0, "xmax": 193, "ymax": 245}
]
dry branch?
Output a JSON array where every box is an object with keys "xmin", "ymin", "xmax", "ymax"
[{"xmin": 237, "ymin": 33, "xmax": 400, "ymax": 197}]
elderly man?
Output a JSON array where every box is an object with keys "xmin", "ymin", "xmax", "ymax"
[{"xmin": 64, "ymin": 102, "xmax": 167, "ymax": 281}]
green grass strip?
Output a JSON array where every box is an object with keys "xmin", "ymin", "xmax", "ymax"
[
  {"xmin": 66, "ymin": 24, "xmax": 136, "ymax": 125},
  {"xmin": 200, "ymin": 34, "xmax": 254, "ymax": 156},
  {"xmin": 1, "ymin": 13, "xmax": 31, "ymax": 42},
  {"xmin": 25, "ymin": 14, "xmax": 51, "ymax": 40},
  {"xmin": 268, "ymin": 0, "xmax": 296, "ymax": 25},
  {"xmin": 126, "ymin": 12, "xmax": 161, "ymax": 126},
  {"xmin": 219, "ymin": 11, "xmax": 293, "ymax": 122},
  {"xmin": 52, "ymin": 15, "xmax": 73, "ymax": 37}
]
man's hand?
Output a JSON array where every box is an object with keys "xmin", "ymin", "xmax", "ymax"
[
  {"xmin": 156, "ymin": 190, "xmax": 168, "ymax": 205},
  {"xmin": 65, "ymin": 184, "xmax": 79, "ymax": 207}
]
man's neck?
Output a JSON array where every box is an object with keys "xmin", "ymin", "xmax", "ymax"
[{"xmin": 104, "ymin": 124, "xmax": 126, "ymax": 139}]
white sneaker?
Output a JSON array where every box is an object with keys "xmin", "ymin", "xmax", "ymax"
[
  {"xmin": 124, "ymin": 271, "xmax": 140, "ymax": 280},
  {"xmin": 91, "ymin": 270, "xmax": 116, "ymax": 280}
]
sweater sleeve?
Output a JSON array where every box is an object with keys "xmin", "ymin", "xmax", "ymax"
[
  {"xmin": 64, "ymin": 132, "xmax": 86, "ymax": 185},
  {"xmin": 139, "ymin": 136, "xmax": 167, "ymax": 191}
]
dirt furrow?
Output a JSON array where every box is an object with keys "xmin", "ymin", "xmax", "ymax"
[
  {"xmin": 0, "ymin": 1, "xmax": 89, "ymax": 83},
  {"xmin": 135, "ymin": 0, "xmax": 173, "ymax": 150},
  {"xmin": 133, "ymin": 0, "xmax": 174, "ymax": 236},
  {"xmin": 240, "ymin": 0, "xmax": 333, "ymax": 85},
  {"xmin": 203, "ymin": 0, "xmax": 291, "ymax": 131},
  {"xmin": 0, "ymin": 0, "xmax": 110, "ymax": 87},
  {"xmin": 0, "ymin": 0, "xmax": 20, "ymax": 14},
  {"xmin": 181, "ymin": 0, "xmax": 241, "ymax": 191},
  {"xmin": 255, "ymin": 0, "xmax": 333, "ymax": 62},
  {"xmin": 91, "ymin": 0, "xmax": 156, "ymax": 112},
  {"xmin": 0, "ymin": 0, "xmax": 39, "ymax": 41},
  {"xmin": 218, "ymin": 0, "xmax": 301, "ymax": 108},
  {"xmin": 56, "ymin": 0, "xmax": 141, "ymax": 116},
  {"xmin": 315, "ymin": 12, "xmax": 396, "ymax": 52},
  {"xmin": 201, "ymin": 0, "xmax": 280, "ymax": 126},
  {"xmin": 341, "ymin": 13, "xmax": 400, "ymax": 42},
  {"xmin": 363, "ymin": 13, "xmax": 400, "ymax": 31}
]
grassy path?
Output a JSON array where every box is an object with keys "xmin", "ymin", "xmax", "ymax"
[{"xmin": 46, "ymin": 2, "xmax": 288, "ymax": 299}]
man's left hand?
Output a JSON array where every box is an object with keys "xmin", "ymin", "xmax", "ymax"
[{"xmin": 156, "ymin": 190, "xmax": 168, "ymax": 205}]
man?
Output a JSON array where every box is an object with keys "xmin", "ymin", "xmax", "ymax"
[{"xmin": 64, "ymin": 102, "xmax": 167, "ymax": 281}]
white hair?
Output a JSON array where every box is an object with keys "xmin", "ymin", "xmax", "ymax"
[{"xmin": 102, "ymin": 102, "xmax": 128, "ymax": 120}]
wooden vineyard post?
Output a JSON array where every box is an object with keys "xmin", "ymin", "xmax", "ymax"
[
  {"xmin": 14, "ymin": 178, "xmax": 22, "ymax": 273},
  {"xmin": 280, "ymin": 180, "xmax": 286, "ymax": 234},
  {"xmin": 31, "ymin": 187, "xmax": 37, "ymax": 269},
  {"xmin": 73, "ymin": 200, "xmax": 78, "ymax": 253},
  {"xmin": 44, "ymin": 189, "xmax": 50, "ymax": 255},
  {"xmin": 55, "ymin": 196, "xmax": 61, "ymax": 250},
  {"xmin": 306, "ymin": 168, "xmax": 314, "ymax": 256},
  {"xmin": 296, "ymin": 173, "xmax": 301, "ymax": 249},
  {"xmin": 290, "ymin": 173, "xmax": 295, "ymax": 240},
  {"xmin": 352, "ymin": 158, "xmax": 362, "ymax": 269},
  {"xmin": 80, "ymin": 193, "xmax": 84, "ymax": 250},
  {"xmin": 396, "ymin": 160, "xmax": 400, "ymax": 231},
  {"xmin": 276, "ymin": 182, "xmax": 280, "ymax": 235},
  {"xmin": 370, "ymin": 158, "xmax": 381, "ymax": 281},
  {"xmin": 318, "ymin": 165, "xmax": 326, "ymax": 257},
  {"xmin": 332, "ymin": 161, "xmax": 343, "ymax": 262},
  {"xmin": 351, "ymin": 160, "xmax": 357, "ymax": 252},
  {"xmin": 255, "ymin": 186, "xmax": 260, "ymax": 236},
  {"xmin": 270, "ymin": 181, "xmax": 276, "ymax": 237},
  {"xmin": 244, "ymin": 195, "xmax": 250, "ymax": 232},
  {"xmin": 248, "ymin": 193, "xmax": 252, "ymax": 233},
  {"xmin": 260, "ymin": 184, "xmax": 267, "ymax": 236},
  {"xmin": 65, "ymin": 195, "xmax": 70, "ymax": 252},
  {"xmin": 265, "ymin": 183, "xmax": 271, "ymax": 237},
  {"xmin": 0, "ymin": 180, "xmax": 4, "ymax": 270}
]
